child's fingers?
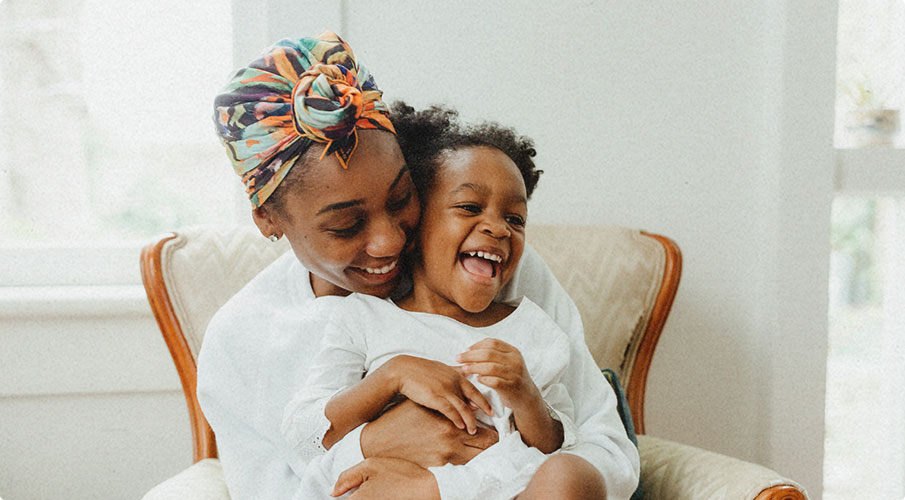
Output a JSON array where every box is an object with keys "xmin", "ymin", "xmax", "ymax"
[
  {"xmin": 428, "ymin": 394, "xmax": 467, "ymax": 432},
  {"xmin": 476, "ymin": 375, "xmax": 507, "ymax": 390},
  {"xmin": 456, "ymin": 347, "xmax": 503, "ymax": 364},
  {"xmin": 448, "ymin": 396, "xmax": 478, "ymax": 434},
  {"xmin": 460, "ymin": 378, "xmax": 494, "ymax": 417},
  {"xmin": 461, "ymin": 361, "xmax": 507, "ymax": 379},
  {"xmin": 466, "ymin": 338, "xmax": 513, "ymax": 352}
]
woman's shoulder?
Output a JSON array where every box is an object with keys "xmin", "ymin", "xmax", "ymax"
[
  {"xmin": 204, "ymin": 252, "xmax": 312, "ymax": 346},
  {"xmin": 509, "ymin": 298, "xmax": 569, "ymax": 342},
  {"xmin": 310, "ymin": 292, "xmax": 397, "ymax": 324}
]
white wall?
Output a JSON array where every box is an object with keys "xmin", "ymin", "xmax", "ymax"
[
  {"xmin": 268, "ymin": 0, "xmax": 836, "ymax": 496},
  {"xmin": 0, "ymin": 289, "xmax": 192, "ymax": 499}
]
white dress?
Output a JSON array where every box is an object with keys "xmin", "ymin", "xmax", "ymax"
[
  {"xmin": 282, "ymin": 294, "xmax": 575, "ymax": 500},
  {"xmin": 196, "ymin": 245, "xmax": 639, "ymax": 500}
]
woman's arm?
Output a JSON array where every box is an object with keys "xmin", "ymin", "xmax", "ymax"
[
  {"xmin": 359, "ymin": 399, "xmax": 499, "ymax": 465},
  {"xmin": 331, "ymin": 458, "xmax": 441, "ymax": 500},
  {"xmin": 281, "ymin": 318, "xmax": 374, "ymax": 461}
]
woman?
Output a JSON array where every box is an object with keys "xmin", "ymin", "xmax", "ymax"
[{"xmin": 197, "ymin": 31, "xmax": 636, "ymax": 500}]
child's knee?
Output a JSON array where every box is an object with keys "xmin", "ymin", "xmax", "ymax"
[{"xmin": 524, "ymin": 453, "xmax": 606, "ymax": 500}]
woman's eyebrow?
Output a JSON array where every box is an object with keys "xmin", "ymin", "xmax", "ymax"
[
  {"xmin": 317, "ymin": 199, "xmax": 363, "ymax": 215},
  {"xmin": 315, "ymin": 165, "xmax": 409, "ymax": 215}
]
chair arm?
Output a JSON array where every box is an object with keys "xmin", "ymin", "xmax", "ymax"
[
  {"xmin": 637, "ymin": 435, "xmax": 808, "ymax": 500},
  {"xmin": 141, "ymin": 458, "xmax": 231, "ymax": 500}
]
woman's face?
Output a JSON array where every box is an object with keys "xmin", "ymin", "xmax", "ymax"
[{"xmin": 254, "ymin": 130, "xmax": 420, "ymax": 298}]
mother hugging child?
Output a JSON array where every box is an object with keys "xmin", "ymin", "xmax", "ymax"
[{"xmin": 198, "ymin": 31, "xmax": 639, "ymax": 500}]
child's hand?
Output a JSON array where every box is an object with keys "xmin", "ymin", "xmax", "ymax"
[
  {"xmin": 384, "ymin": 355, "xmax": 494, "ymax": 435},
  {"xmin": 456, "ymin": 338, "xmax": 542, "ymax": 413}
]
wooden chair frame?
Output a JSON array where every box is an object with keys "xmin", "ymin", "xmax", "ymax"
[
  {"xmin": 140, "ymin": 228, "xmax": 804, "ymax": 500},
  {"xmin": 142, "ymin": 233, "xmax": 218, "ymax": 462},
  {"xmin": 141, "ymin": 230, "xmax": 679, "ymax": 461}
]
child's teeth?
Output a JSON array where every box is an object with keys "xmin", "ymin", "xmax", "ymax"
[{"xmin": 466, "ymin": 251, "xmax": 502, "ymax": 263}]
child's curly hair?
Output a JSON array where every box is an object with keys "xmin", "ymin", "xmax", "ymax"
[{"xmin": 391, "ymin": 102, "xmax": 543, "ymax": 202}]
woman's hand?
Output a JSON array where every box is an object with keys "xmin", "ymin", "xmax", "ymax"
[
  {"xmin": 384, "ymin": 355, "xmax": 493, "ymax": 435},
  {"xmin": 360, "ymin": 399, "xmax": 498, "ymax": 466},
  {"xmin": 332, "ymin": 457, "xmax": 440, "ymax": 500},
  {"xmin": 457, "ymin": 338, "xmax": 563, "ymax": 453}
]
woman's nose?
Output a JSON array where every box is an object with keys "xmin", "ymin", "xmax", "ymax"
[{"xmin": 366, "ymin": 215, "xmax": 408, "ymax": 258}]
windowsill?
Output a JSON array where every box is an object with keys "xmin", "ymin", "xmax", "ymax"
[
  {"xmin": 835, "ymin": 148, "xmax": 905, "ymax": 194},
  {"xmin": 0, "ymin": 285, "xmax": 150, "ymax": 319}
]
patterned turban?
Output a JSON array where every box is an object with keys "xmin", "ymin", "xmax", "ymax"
[{"xmin": 214, "ymin": 31, "xmax": 395, "ymax": 208}]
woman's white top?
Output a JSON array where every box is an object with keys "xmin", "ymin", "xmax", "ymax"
[{"xmin": 196, "ymin": 245, "xmax": 640, "ymax": 500}]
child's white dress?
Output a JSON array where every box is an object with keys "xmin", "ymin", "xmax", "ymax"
[{"xmin": 281, "ymin": 293, "xmax": 578, "ymax": 500}]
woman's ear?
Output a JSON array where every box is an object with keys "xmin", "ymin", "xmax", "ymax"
[{"xmin": 252, "ymin": 205, "xmax": 282, "ymax": 239}]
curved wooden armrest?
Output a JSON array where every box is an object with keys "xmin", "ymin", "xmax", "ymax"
[
  {"xmin": 753, "ymin": 485, "xmax": 807, "ymax": 500},
  {"xmin": 637, "ymin": 435, "xmax": 808, "ymax": 500}
]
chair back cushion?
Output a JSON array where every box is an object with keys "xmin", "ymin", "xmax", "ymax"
[
  {"xmin": 160, "ymin": 225, "xmax": 290, "ymax": 358},
  {"xmin": 161, "ymin": 224, "xmax": 666, "ymax": 388},
  {"xmin": 528, "ymin": 225, "xmax": 665, "ymax": 386}
]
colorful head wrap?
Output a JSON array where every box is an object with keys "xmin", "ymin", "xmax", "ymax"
[{"xmin": 214, "ymin": 31, "xmax": 395, "ymax": 208}]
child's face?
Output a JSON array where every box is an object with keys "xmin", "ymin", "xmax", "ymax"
[{"xmin": 414, "ymin": 146, "xmax": 528, "ymax": 314}]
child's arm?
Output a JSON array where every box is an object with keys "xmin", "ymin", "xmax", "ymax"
[
  {"xmin": 323, "ymin": 354, "xmax": 493, "ymax": 446},
  {"xmin": 457, "ymin": 338, "xmax": 563, "ymax": 453},
  {"xmin": 283, "ymin": 330, "xmax": 494, "ymax": 462}
]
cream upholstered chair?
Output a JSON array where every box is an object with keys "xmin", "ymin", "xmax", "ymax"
[{"xmin": 140, "ymin": 224, "xmax": 808, "ymax": 500}]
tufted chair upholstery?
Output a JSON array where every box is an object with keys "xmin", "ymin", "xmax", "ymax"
[{"xmin": 140, "ymin": 225, "xmax": 807, "ymax": 500}]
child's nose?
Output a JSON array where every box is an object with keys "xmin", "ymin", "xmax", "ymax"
[{"xmin": 480, "ymin": 218, "xmax": 511, "ymax": 239}]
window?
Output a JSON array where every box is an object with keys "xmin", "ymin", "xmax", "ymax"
[
  {"xmin": 0, "ymin": 0, "xmax": 243, "ymax": 285},
  {"xmin": 825, "ymin": 1, "xmax": 905, "ymax": 499}
]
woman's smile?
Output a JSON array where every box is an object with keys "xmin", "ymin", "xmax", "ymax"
[{"xmin": 349, "ymin": 259, "xmax": 401, "ymax": 285}]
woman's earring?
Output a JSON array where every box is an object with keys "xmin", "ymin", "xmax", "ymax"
[{"xmin": 268, "ymin": 234, "xmax": 279, "ymax": 242}]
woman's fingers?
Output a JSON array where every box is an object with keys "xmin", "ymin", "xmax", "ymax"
[
  {"xmin": 464, "ymin": 426, "xmax": 499, "ymax": 450},
  {"xmin": 332, "ymin": 461, "xmax": 367, "ymax": 496},
  {"xmin": 459, "ymin": 378, "xmax": 494, "ymax": 417}
]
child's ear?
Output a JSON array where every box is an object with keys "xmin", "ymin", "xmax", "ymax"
[{"xmin": 252, "ymin": 205, "xmax": 282, "ymax": 239}]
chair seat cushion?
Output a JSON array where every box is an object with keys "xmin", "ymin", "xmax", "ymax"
[{"xmin": 141, "ymin": 458, "xmax": 230, "ymax": 500}]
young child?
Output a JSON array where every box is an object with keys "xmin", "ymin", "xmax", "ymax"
[{"xmin": 281, "ymin": 105, "xmax": 640, "ymax": 500}]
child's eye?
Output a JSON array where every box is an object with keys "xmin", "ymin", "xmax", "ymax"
[
  {"xmin": 328, "ymin": 219, "xmax": 365, "ymax": 238},
  {"xmin": 506, "ymin": 215, "xmax": 526, "ymax": 227},
  {"xmin": 456, "ymin": 204, "xmax": 482, "ymax": 214},
  {"xmin": 388, "ymin": 190, "xmax": 413, "ymax": 212}
]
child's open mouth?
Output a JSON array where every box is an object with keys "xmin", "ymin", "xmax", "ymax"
[{"xmin": 459, "ymin": 250, "xmax": 503, "ymax": 279}]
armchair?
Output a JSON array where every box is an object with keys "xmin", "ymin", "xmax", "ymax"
[{"xmin": 140, "ymin": 224, "xmax": 807, "ymax": 499}]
